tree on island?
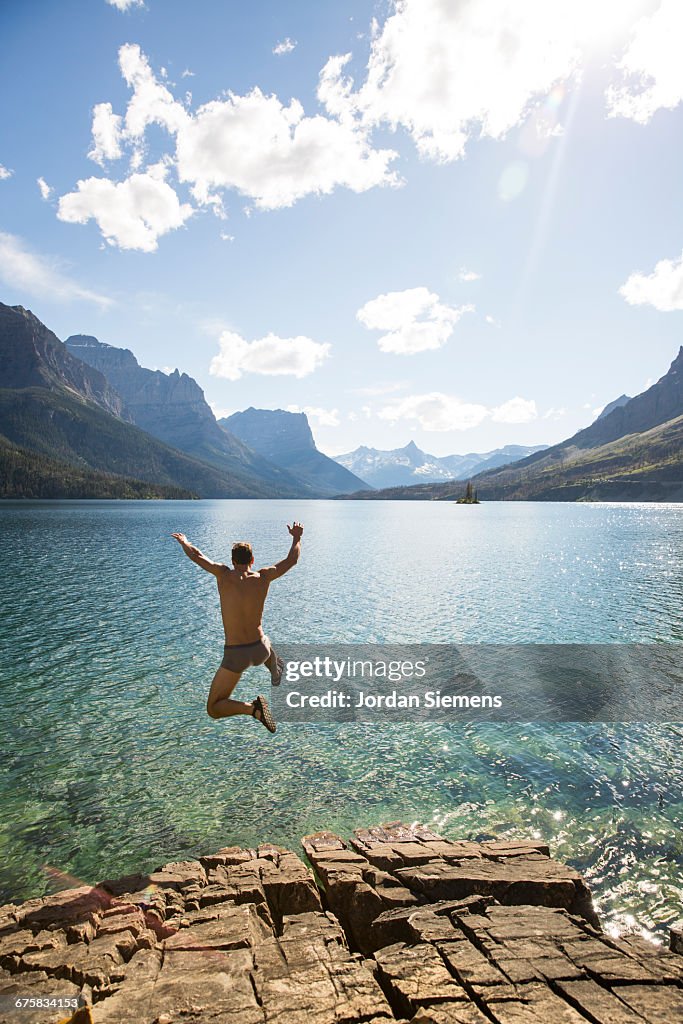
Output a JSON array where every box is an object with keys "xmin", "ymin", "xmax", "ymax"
[{"xmin": 456, "ymin": 480, "xmax": 480, "ymax": 504}]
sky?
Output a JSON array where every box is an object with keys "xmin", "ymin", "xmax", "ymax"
[{"xmin": 1, "ymin": 0, "xmax": 683, "ymax": 457}]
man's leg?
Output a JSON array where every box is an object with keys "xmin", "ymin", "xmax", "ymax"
[{"xmin": 206, "ymin": 667, "xmax": 254, "ymax": 719}]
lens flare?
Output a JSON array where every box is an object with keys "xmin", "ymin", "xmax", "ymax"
[{"xmin": 498, "ymin": 161, "xmax": 529, "ymax": 202}]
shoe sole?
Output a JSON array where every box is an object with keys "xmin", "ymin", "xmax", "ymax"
[
  {"xmin": 254, "ymin": 695, "xmax": 276, "ymax": 733},
  {"xmin": 271, "ymin": 657, "xmax": 284, "ymax": 686}
]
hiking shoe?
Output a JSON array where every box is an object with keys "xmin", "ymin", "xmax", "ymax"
[{"xmin": 252, "ymin": 695, "xmax": 276, "ymax": 733}]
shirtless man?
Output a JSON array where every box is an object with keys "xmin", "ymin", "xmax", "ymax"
[{"xmin": 171, "ymin": 522, "xmax": 303, "ymax": 734}]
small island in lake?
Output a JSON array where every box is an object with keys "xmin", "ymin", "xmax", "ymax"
[{"xmin": 456, "ymin": 480, "xmax": 480, "ymax": 504}]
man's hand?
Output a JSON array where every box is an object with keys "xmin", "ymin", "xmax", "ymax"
[
  {"xmin": 262, "ymin": 522, "xmax": 303, "ymax": 581},
  {"xmin": 172, "ymin": 532, "xmax": 200, "ymax": 556}
]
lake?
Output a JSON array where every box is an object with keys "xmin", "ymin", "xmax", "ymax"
[{"xmin": 0, "ymin": 499, "xmax": 681, "ymax": 939}]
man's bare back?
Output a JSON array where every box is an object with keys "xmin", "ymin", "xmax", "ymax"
[
  {"xmin": 217, "ymin": 567, "xmax": 271, "ymax": 645},
  {"xmin": 172, "ymin": 522, "xmax": 303, "ymax": 734}
]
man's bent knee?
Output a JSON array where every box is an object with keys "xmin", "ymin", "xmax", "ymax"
[{"xmin": 207, "ymin": 700, "xmax": 221, "ymax": 719}]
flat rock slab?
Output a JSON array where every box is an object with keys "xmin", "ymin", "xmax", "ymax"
[
  {"xmin": 302, "ymin": 822, "xmax": 598, "ymax": 952},
  {"xmin": 615, "ymin": 984, "xmax": 683, "ymax": 1024},
  {"xmin": 0, "ymin": 821, "xmax": 680, "ymax": 1024},
  {"xmin": 163, "ymin": 903, "xmax": 270, "ymax": 952},
  {"xmin": 374, "ymin": 941, "xmax": 468, "ymax": 1016},
  {"xmin": 394, "ymin": 858, "xmax": 592, "ymax": 919},
  {"xmin": 408, "ymin": 1008, "xmax": 493, "ymax": 1024}
]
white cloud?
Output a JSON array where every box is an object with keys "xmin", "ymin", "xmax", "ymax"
[
  {"xmin": 88, "ymin": 103, "xmax": 123, "ymax": 164},
  {"xmin": 57, "ymin": 164, "xmax": 194, "ymax": 252},
  {"xmin": 176, "ymin": 87, "xmax": 398, "ymax": 210},
  {"xmin": 606, "ymin": 0, "xmax": 683, "ymax": 124},
  {"xmin": 543, "ymin": 406, "xmax": 567, "ymax": 420},
  {"xmin": 491, "ymin": 397, "xmax": 538, "ymax": 423},
  {"xmin": 378, "ymin": 390, "xmax": 538, "ymax": 431},
  {"xmin": 219, "ymin": 231, "xmax": 234, "ymax": 242},
  {"xmin": 118, "ymin": 44, "xmax": 188, "ymax": 139},
  {"xmin": 0, "ymin": 164, "xmax": 13, "ymax": 180},
  {"xmin": 459, "ymin": 268, "xmax": 481, "ymax": 282},
  {"xmin": 0, "ymin": 231, "xmax": 112, "ymax": 308},
  {"xmin": 619, "ymin": 249, "xmax": 683, "ymax": 310},
  {"xmin": 320, "ymin": 0, "xmax": 662, "ymax": 163},
  {"xmin": 37, "ymin": 177, "xmax": 53, "ymax": 201},
  {"xmin": 210, "ymin": 331, "xmax": 330, "ymax": 381},
  {"xmin": 357, "ymin": 286, "xmax": 473, "ymax": 354},
  {"xmin": 75, "ymin": 43, "xmax": 398, "ymax": 227},
  {"xmin": 286, "ymin": 404, "xmax": 340, "ymax": 427},
  {"xmin": 378, "ymin": 393, "xmax": 489, "ymax": 432},
  {"xmin": 320, "ymin": 0, "xmax": 599, "ymax": 163},
  {"xmin": 273, "ymin": 38, "xmax": 297, "ymax": 56},
  {"xmin": 181, "ymin": 69, "xmax": 195, "ymax": 78},
  {"xmin": 485, "ymin": 314, "xmax": 501, "ymax": 327},
  {"xmin": 61, "ymin": 5, "xmax": 674, "ymax": 254},
  {"xmin": 106, "ymin": 0, "xmax": 144, "ymax": 10}
]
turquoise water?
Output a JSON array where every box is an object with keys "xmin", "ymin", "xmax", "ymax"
[{"xmin": 0, "ymin": 499, "xmax": 681, "ymax": 939}]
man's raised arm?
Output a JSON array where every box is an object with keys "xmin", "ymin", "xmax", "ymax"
[
  {"xmin": 171, "ymin": 533, "xmax": 226, "ymax": 576},
  {"xmin": 261, "ymin": 522, "xmax": 304, "ymax": 581}
]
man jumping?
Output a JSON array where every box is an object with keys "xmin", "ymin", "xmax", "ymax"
[{"xmin": 171, "ymin": 522, "xmax": 303, "ymax": 734}]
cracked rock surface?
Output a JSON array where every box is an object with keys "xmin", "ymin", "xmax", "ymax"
[{"xmin": 0, "ymin": 823, "xmax": 681, "ymax": 1023}]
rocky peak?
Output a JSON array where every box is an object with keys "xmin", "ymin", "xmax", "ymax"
[
  {"xmin": 63, "ymin": 332, "xmax": 309, "ymax": 491},
  {"xmin": 597, "ymin": 394, "xmax": 631, "ymax": 421},
  {"xmin": 65, "ymin": 335, "xmax": 217, "ymax": 424},
  {"xmin": 64, "ymin": 332, "xmax": 232, "ymax": 440},
  {"xmin": 0, "ymin": 304, "xmax": 126, "ymax": 418},
  {"xmin": 570, "ymin": 344, "xmax": 683, "ymax": 450},
  {"xmin": 223, "ymin": 407, "xmax": 370, "ymax": 495},
  {"xmin": 223, "ymin": 408, "xmax": 317, "ymax": 460},
  {"xmin": 668, "ymin": 345, "xmax": 683, "ymax": 376}
]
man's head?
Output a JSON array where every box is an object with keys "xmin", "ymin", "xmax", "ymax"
[{"xmin": 231, "ymin": 541, "xmax": 254, "ymax": 567}]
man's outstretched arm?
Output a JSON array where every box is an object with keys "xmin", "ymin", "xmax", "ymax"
[
  {"xmin": 261, "ymin": 522, "xmax": 304, "ymax": 581},
  {"xmin": 171, "ymin": 533, "xmax": 226, "ymax": 576}
]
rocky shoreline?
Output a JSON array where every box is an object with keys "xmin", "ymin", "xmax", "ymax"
[{"xmin": 0, "ymin": 821, "xmax": 681, "ymax": 1023}]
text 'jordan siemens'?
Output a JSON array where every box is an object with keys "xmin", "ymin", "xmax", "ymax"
[{"xmin": 284, "ymin": 690, "xmax": 503, "ymax": 709}]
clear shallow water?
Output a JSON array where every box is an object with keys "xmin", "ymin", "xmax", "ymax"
[{"xmin": 0, "ymin": 499, "xmax": 681, "ymax": 939}]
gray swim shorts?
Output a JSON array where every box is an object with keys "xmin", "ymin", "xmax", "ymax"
[{"xmin": 220, "ymin": 637, "xmax": 272, "ymax": 673}]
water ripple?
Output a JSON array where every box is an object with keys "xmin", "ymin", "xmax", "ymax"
[{"xmin": 0, "ymin": 499, "xmax": 681, "ymax": 939}]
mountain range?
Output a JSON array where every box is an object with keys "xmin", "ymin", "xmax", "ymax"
[
  {"xmin": 334, "ymin": 440, "xmax": 547, "ymax": 489},
  {"xmin": 0, "ymin": 303, "xmax": 366, "ymax": 499},
  {"xmin": 64, "ymin": 335, "xmax": 312, "ymax": 497},
  {"xmin": 2, "ymin": 300, "xmax": 680, "ymax": 503},
  {"xmin": 0, "ymin": 304, "xmax": 298, "ymax": 498},
  {"xmin": 343, "ymin": 348, "xmax": 683, "ymax": 502}
]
